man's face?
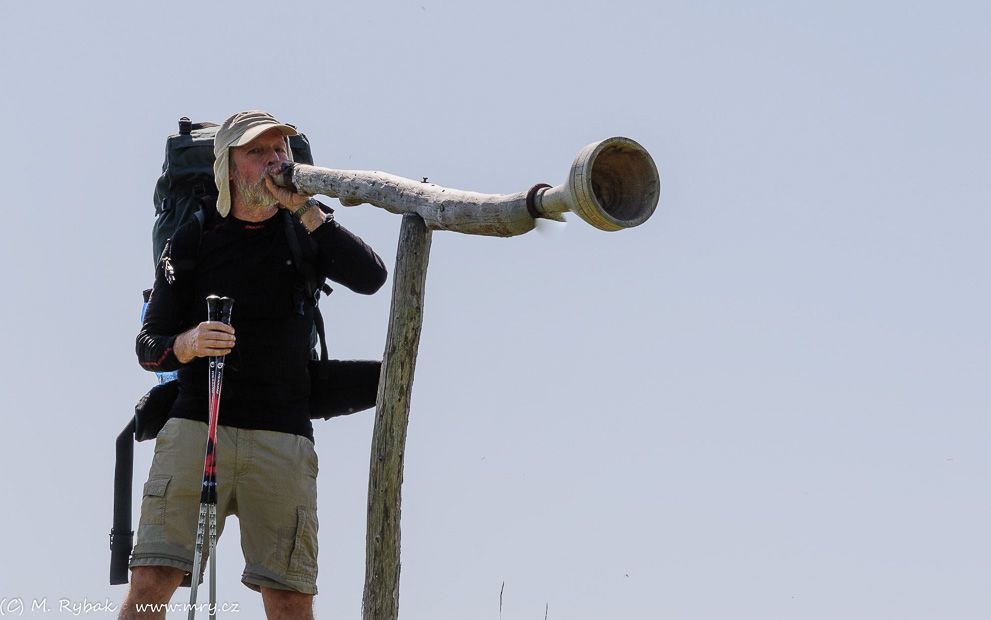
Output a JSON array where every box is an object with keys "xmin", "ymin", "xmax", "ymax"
[{"xmin": 229, "ymin": 127, "xmax": 291, "ymax": 208}]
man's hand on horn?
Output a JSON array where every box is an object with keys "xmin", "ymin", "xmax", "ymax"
[
  {"xmin": 264, "ymin": 170, "xmax": 308, "ymax": 211},
  {"xmin": 265, "ymin": 169, "xmax": 329, "ymax": 232}
]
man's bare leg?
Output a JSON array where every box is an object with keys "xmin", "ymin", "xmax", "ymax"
[
  {"xmin": 261, "ymin": 587, "xmax": 314, "ymax": 620},
  {"xmin": 118, "ymin": 566, "xmax": 186, "ymax": 620}
]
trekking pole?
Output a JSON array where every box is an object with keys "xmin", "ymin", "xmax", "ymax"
[{"xmin": 189, "ymin": 295, "xmax": 233, "ymax": 620}]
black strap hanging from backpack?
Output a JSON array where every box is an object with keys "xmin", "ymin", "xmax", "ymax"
[{"xmin": 109, "ymin": 420, "xmax": 135, "ymax": 585}]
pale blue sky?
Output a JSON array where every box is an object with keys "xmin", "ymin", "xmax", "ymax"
[{"xmin": 1, "ymin": 1, "xmax": 988, "ymax": 618}]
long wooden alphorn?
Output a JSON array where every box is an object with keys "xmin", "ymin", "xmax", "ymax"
[{"xmin": 271, "ymin": 136, "xmax": 660, "ymax": 237}]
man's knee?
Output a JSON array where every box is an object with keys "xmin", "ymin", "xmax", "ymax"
[
  {"xmin": 261, "ymin": 587, "xmax": 314, "ymax": 620},
  {"xmin": 118, "ymin": 566, "xmax": 185, "ymax": 619},
  {"xmin": 127, "ymin": 565, "xmax": 185, "ymax": 599}
]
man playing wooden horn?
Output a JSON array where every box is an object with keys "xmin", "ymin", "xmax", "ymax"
[{"xmin": 122, "ymin": 111, "xmax": 388, "ymax": 619}]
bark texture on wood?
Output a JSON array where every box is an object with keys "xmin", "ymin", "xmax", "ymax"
[
  {"xmin": 362, "ymin": 213, "xmax": 433, "ymax": 620},
  {"xmin": 292, "ymin": 164, "xmax": 537, "ymax": 237}
]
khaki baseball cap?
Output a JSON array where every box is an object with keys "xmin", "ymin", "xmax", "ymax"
[{"xmin": 213, "ymin": 110, "xmax": 297, "ymax": 217}]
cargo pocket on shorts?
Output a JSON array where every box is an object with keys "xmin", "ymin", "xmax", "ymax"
[
  {"xmin": 138, "ymin": 476, "xmax": 172, "ymax": 542},
  {"xmin": 286, "ymin": 507, "xmax": 318, "ymax": 583},
  {"xmin": 139, "ymin": 476, "xmax": 171, "ymax": 525}
]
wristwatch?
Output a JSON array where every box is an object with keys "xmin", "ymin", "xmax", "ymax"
[{"xmin": 292, "ymin": 198, "xmax": 320, "ymax": 220}]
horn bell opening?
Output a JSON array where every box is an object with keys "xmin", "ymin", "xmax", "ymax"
[{"xmin": 569, "ymin": 137, "xmax": 660, "ymax": 231}]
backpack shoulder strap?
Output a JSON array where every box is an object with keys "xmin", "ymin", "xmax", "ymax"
[
  {"xmin": 162, "ymin": 208, "xmax": 208, "ymax": 279},
  {"xmin": 281, "ymin": 209, "xmax": 332, "ymax": 361},
  {"xmin": 282, "ymin": 209, "xmax": 308, "ymax": 268},
  {"xmin": 282, "ymin": 209, "xmax": 329, "ymax": 302}
]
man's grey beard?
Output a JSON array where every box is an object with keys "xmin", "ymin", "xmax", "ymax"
[{"xmin": 232, "ymin": 166, "xmax": 277, "ymax": 208}]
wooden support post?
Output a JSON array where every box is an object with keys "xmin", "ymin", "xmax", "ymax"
[{"xmin": 363, "ymin": 213, "xmax": 433, "ymax": 620}]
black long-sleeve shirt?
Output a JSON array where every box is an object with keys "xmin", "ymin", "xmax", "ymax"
[{"xmin": 137, "ymin": 209, "xmax": 387, "ymax": 439}]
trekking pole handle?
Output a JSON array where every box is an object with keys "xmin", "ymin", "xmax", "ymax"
[
  {"xmin": 219, "ymin": 297, "xmax": 234, "ymax": 326},
  {"xmin": 206, "ymin": 295, "xmax": 221, "ymax": 323}
]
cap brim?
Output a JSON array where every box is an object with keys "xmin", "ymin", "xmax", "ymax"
[{"xmin": 233, "ymin": 123, "xmax": 298, "ymax": 147}]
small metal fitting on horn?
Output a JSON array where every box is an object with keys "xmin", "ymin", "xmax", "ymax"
[{"xmin": 525, "ymin": 183, "xmax": 552, "ymax": 219}]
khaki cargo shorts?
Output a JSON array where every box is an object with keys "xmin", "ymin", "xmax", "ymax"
[{"xmin": 130, "ymin": 417, "xmax": 319, "ymax": 594}]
